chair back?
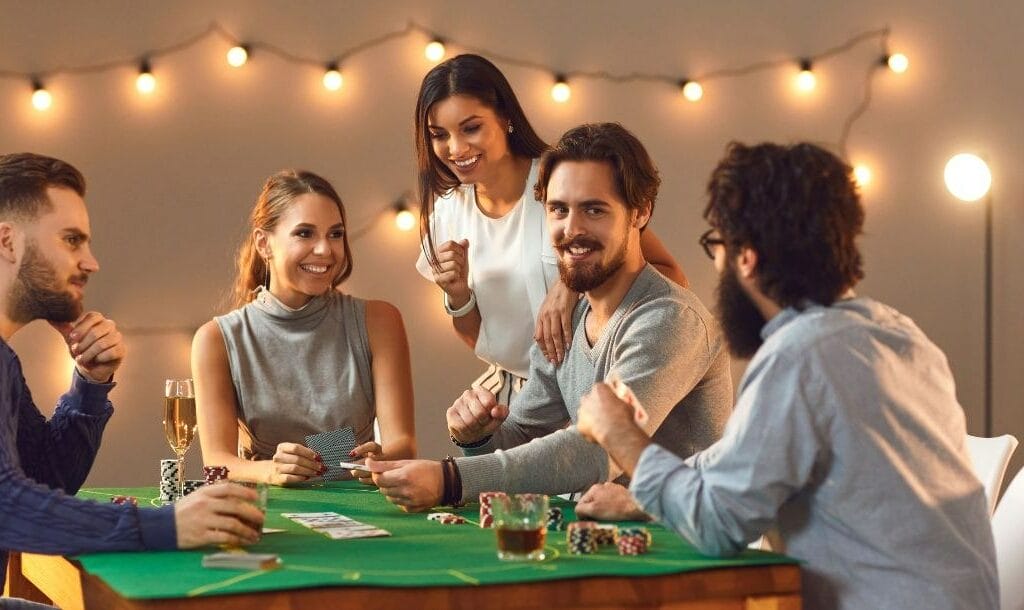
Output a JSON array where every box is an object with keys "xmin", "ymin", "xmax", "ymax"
[
  {"xmin": 993, "ymin": 465, "xmax": 1024, "ymax": 610},
  {"xmin": 966, "ymin": 434, "xmax": 1019, "ymax": 515}
]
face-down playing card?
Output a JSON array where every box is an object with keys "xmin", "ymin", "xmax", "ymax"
[{"xmin": 304, "ymin": 427, "xmax": 358, "ymax": 481}]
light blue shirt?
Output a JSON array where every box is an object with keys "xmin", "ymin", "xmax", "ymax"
[{"xmin": 630, "ymin": 297, "xmax": 998, "ymax": 610}]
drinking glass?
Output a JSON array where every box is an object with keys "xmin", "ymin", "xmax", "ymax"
[
  {"xmin": 163, "ymin": 379, "xmax": 197, "ymax": 500},
  {"xmin": 492, "ymin": 494, "xmax": 549, "ymax": 561}
]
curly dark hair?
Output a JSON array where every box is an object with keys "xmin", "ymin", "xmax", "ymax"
[
  {"xmin": 704, "ymin": 142, "xmax": 864, "ymax": 307},
  {"xmin": 534, "ymin": 122, "xmax": 659, "ymax": 229}
]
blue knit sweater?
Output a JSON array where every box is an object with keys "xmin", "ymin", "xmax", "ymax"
[{"xmin": 0, "ymin": 339, "xmax": 176, "ymax": 589}]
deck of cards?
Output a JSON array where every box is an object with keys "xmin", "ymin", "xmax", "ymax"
[
  {"xmin": 202, "ymin": 552, "xmax": 281, "ymax": 570},
  {"xmin": 282, "ymin": 511, "xmax": 391, "ymax": 540}
]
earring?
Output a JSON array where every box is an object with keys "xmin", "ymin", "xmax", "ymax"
[
  {"xmin": 507, "ymin": 123, "xmax": 514, "ymax": 135},
  {"xmin": 263, "ymin": 256, "xmax": 272, "ymax": 290}
]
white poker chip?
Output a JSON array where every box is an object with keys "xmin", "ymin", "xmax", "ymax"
[{"xmin": 428, "ymin": 512, "xmax": 455, "ymax": 521}]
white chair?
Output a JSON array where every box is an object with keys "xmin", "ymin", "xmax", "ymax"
[
  {"xmin": 966, "ymin": 434, "xmax": 1019, "ymax": 515},
  {"xmin": 993, "ymin": 465, "xmax": 1024, "ymax": 610}
]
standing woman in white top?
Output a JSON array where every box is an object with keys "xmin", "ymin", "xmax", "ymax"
[{"xmin": 415, "ymin": 54, "xmax": 687, "ymax": 403}]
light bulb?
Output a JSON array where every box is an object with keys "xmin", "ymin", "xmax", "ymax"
[
  {"xmin": 853, "ymin": 165, "xmax": 872, "ymax": 188},
  {"xmin": 681, "ymin": 81, "xmax": 703, "ymax": 102},
  {"xmin": 226, "ymin": 45, "xmax": 249, "ymax": 68},
  {"xmin": 551, "ymin": 78, "xmax": 571, "ymax": 103},
  {"xmin": 31, "ymin": 83, "xmax": 52, "ymax": 111},
  {"xmin": 395, "ymin": 208, "xmax": 416, "ymax": 231},
  {"xmin": 323, "ymin": 67, "xmax": 343, "ymax": 91},
  {"xmin": 136, "ymin": 66, "xmax": 155, "ymax": 94},
  {"xmin": 887, "ymin": 53, "xmax": 909, "ymax": 74},
  {"xmin": 796, "ymin": 69, "xmax": 816, "ymax": 92},
  {"xmin": 424, "ymin": 40, "xmax": 446, "ymax": 62},
  {"xmin": 944, "ymin": 154, "xmax": 991, "ymax": 202}
]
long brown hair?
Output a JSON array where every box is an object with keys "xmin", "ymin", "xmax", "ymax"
[
  {"xmin": 414, "ymin": 54, "xmax": 547, "ymax": 269},
  {"xmin": 231, "ymin": 170, "xmax": 353, "ymax": 308}
]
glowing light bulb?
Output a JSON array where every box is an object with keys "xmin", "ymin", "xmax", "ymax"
[
  {"xmin": 136, "ymin": 70, "xmax": 156, "ymax": 94},
  {"xmin": 226, "ymin": 45, "xmax": 249, "ymax": 68},
  {"xmin": 395, "ymin": 208, "xmax": 416, "ymax": 232},
  {"xmin": 796, "ymin": 70, "xmax": 816, "ymax": 91},
  {"xmin": 944, "ymin": 153, "xmax": 991, "ymax": 202},
  {"xmin": 853, "ymin": 165, "xmax": 872, "ymax": 188},
  {"xmin": 31, "ymin": 83, "xmax": 52, "ymax": 111},
  {"xmin": 681, "ymin": 80, "xmax": 703, "ymax": 102},
  {"xmin": 551, "ymin": 78, "xmax": 571, "ymax": 103},
  {"xmin": 887, "ymin": 53, "xmax": 909, "ymax": 74},
  {"xmin": 323, "ymin": 66, "xmax": 343, "ymax": 91},
  {"xmin": 424, "ymin": 40, "xmax": 446, "ymax": 62}
]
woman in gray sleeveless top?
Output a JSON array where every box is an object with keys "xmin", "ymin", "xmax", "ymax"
[{"xmin": 191, "ymin": 170, "xmax": 416, "ymax": 486}]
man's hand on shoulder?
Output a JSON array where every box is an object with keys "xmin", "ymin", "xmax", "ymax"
[{"xmin": 51, "ymin": 311, "xmax": 125, "ymax": 382}]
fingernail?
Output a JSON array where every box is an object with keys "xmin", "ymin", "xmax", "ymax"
[
  {"xmin": 69, "ymin": 332, "xmax": 78, "ymax": 339},
  {"xmin": 315, "ymin": 454, "xmax": 323, "ymax": 462},
  {"xmin": 348, "ymin": 450, "xmax": 356, "ymax": 457},
  {"xmin": 70, "ymin": 343, "xmax": 78, "ymax": 352}
]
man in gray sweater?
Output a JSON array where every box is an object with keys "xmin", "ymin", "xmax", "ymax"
[
  {"xmin": 577, "ymin": 142, "xmax": 999, "ymax": 609},
  {"xmin": 370, "ymin": 123, "xmax": 732, "ymax": 513}
]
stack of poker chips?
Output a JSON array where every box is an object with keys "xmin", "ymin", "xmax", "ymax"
[
  {"xmin": 203, "ymin": 465, "xmax": 229, "ymax": 485},
  {"xmin": 616, "ymin": 526, "xmax": 651, "ymax": 555},
  {"xmin": 478, "ymin": 491, "xmax": 506, "ymax": 528},
  {"xmin": 110, "ymin": 495, "xmax": 138, "ymax": 506},
  {"xmin": 566, "ymin": 521, "xmax": 598, "ymax": 554},
  {"xmin": 159, "ymin": 459, "xmax": 178, "ymax": 503},
  {"xmin": 546, "ymin": 507, "xmax": 565, "ymax": 531},
  {"xmin": 182, "ymin": 480, "xmax": 206, "ymax": 496},
  {"xmin": 594, "ymin": 524, "xmax": 618, "ymax": 546}
]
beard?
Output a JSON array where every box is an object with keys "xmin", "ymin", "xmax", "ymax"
[
  {"xmin": 7, "ymin": 242, "xmax": 84, "ymax": 324},
  {"xmin": 716, "ymin": 264, "xmax": 767, "ymax": 359},
  {"xmin": 556, "ymin": 235, "xmax": 628, "ymax": 293}
]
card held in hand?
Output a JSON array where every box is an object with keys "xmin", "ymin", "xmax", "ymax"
[{"xmin": 304, "ymin": 426, "xmax": 358, "ymax": 481}]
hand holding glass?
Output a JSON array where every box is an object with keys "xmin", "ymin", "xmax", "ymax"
[{"xmin": 163, "ymin": 379, "xmax": 197, "ymax": 500}]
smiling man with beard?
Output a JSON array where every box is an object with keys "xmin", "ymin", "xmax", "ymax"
[
  {"xmin": 576, "ymin": 142, "xmax": 998, "ymax": 610},
  {"xmin": 368, "ymin": 123, "xmax": 732, "ymax": 516},
  {"xmin": 0, "ymin": 153, "xmax": 265, "ymax": 607}
]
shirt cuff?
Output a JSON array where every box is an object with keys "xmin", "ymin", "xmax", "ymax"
[
  {"xmin": 138, "ymin": 505, "xmax": 178, "ymax": 550},
  {"xmin": 628, "ymin": 443, "xmax": 689, "ymax": 520},
  {"xmin": 69, "ymin": 369, "xmax": 117, "ymax": 415}
]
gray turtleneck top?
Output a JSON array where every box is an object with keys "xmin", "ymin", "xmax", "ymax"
[{"xmin": 215, "ymin": 288, "xmax": 375, "ymax": 460}]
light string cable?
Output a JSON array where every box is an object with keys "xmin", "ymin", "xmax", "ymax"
[{"xmin": 1, "ymin": 20, "xmax": 894, "ymax": 334}]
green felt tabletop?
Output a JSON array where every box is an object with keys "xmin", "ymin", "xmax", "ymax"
[{"xmin": 75, "ymin": 483, "xmax": 796, "ymax": 600}]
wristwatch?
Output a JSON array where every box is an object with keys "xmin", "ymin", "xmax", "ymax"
[{"xmin": 444, "ymin": 290, "xmax": 477, "ymax": 318}]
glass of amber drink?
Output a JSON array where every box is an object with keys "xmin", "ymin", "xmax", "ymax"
[{"xmin": 493, "ymin": 494, "xmax": 548, "ymax": 561}]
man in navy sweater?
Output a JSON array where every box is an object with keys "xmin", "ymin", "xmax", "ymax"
[{"xmin": 0, "ymin": 153, "xmax": 263, "ymax": 605}]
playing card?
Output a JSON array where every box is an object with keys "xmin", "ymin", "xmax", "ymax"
[
  {"xmin": 282, "ymin": 511, "xmax": 391, "ymax": 540},
  {"xmin": 304, "ymin": 427, "xmax": 358, "ymax": 481},
  {"xmin": 605, "ymin": 372, "xmax": 649, "ymax": 425}
]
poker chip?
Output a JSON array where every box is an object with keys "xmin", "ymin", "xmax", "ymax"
[
  {"xmin": 182, "ymin": 480, "xmax": 206, "ymax": 496},
  {"xmin": 478, "ymin": 491, "xmax": 506, "ymax": 529},
  {"xmin": 546, "ymin": 507, "xmax": 565, "ymax": 531},
  {"xmin": 439, "ymin": 514, "xmax": 466, "ymax": 525},
  {"xmin": 203, "ymin": 465, "xmax": 230, "ymax": 485},
  {"xmin": 159, "ymin": 459, "xmax": 179, "ymax": 503},
  {"xmin": 618, "ymin": 526, "xmax": 653, "ymax": 547},
  {"xmin": 566, "ymin": 521, "xmax": 598, "ymax": 554},
  {"xmin": 427, "ymin": 512, "xmax": 455, "ymax": 521},
  {"xmin": 616, "ymin": 531, "xmax": 649, "ymax": 555},
  {"xmin": 593, "ymin": 524, "xmax": 618, "ymax": 546},
  {"xmin": 110, "ymin": 495, "xmax": 138, "ymax": 506}
]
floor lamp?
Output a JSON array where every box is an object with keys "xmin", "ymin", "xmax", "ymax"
[{"xmin": 944, "ymin": 153, "xmax": 994, "ymax": 435}]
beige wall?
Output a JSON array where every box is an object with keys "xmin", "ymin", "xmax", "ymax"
[{"xmin": 1, "ymin": 0, "xmax": 1021, "ymax": 486}]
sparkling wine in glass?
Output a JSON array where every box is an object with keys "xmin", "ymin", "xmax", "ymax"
[{"xmin": 163, "ymin": 379, "xmax": 197, "ymax": 500}]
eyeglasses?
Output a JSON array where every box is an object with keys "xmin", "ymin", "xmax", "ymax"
[{"xmin": 698, "ymin": 229, "xmax": 726, "ymax": 260}]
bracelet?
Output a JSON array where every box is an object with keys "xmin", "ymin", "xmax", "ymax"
[
  {"xmin": 443, "ymin": 290, "xmax": 477, "ymax": 318},
  {"xmin": 441, "ymin": 455, "xmax": 465, "ymax": 507},
  {"xmin": 450, "ymin": 433, "xmax": 493, "ymax": 449}
]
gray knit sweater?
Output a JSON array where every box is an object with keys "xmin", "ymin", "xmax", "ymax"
[{"xmin": 456, "ymin": 265, "xmax": 733, "ymax": 500}]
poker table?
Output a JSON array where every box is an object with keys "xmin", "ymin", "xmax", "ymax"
[{"xmin": 6, "ymin": 482, "xmax": 801, "ymax": 609}]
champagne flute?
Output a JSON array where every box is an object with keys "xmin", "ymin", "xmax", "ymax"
[{"xmin": 163, "ymin": 379, "xmax": 197, "ymax": 500}]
